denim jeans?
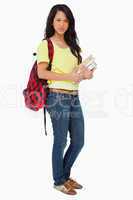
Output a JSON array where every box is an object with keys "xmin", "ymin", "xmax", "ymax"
[{"xmin": 45, "ymin": 92, "xmax": 84, "ymax": 186}]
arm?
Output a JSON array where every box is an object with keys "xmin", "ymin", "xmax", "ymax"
[{"xmin": 37, "ymin": 62, "xmax": 82, "ymax": 83}]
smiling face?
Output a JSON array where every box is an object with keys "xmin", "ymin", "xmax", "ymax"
[{"xmin": 53, "ymin": 11, "xmax": 69, "ymax": 35}]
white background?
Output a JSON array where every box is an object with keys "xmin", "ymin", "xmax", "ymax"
[{"xmin": 0, "ymin": 0, "xmax": 133, "ymax": 199}]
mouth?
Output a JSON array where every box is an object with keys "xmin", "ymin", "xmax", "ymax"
[{"xmin": 58, "ymin": 28, "xmax": 65, "ymax": 32}]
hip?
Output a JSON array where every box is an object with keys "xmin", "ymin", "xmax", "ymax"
[{"xmin": 48, "ymin": 88, "xmax": 79, "ymax": 95}]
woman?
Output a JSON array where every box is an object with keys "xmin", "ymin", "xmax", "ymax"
[{"xmin": 37, "ymin": 4, "xmax": 95, "ymax": 195}]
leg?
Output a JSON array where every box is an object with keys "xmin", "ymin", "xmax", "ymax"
[
  {"xmin": 63, "ymin": 95, "xmax": 84, "ymax": 180},
  {"xmin": 46, "ymin": 92, "xmax": 71, "ymax": 185}
]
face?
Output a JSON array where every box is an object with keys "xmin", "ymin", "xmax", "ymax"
[{"xmin": 53, "ymin": 11, "xmax": 69, "ymax": 35}]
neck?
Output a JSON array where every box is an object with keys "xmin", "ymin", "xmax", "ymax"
[{"xmin": 53, "ymin": 32, "xmax": 65, "ymax": 41}]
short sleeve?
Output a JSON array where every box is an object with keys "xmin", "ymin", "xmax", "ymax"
[{"xmin": 36, "ymin": 40, "xmax": 49, "ymax": 64}]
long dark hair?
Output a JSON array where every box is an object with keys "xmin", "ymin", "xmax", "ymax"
[{"xmin": 43, "ymin": 4, "xmax": 82, "ymax": 64}]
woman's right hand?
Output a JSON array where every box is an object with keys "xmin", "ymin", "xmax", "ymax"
[{"xmin": 69, "ymin": 67, "xmax": 84, "ymax": 83}]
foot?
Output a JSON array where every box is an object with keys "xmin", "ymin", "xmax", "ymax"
[
  {"xmin": 67, "ymin": 178, "xmax": 83, "ymax": 189},
  {"xmin": 54, "ymin": 181, "xmax": 77, "ymax": 195}
]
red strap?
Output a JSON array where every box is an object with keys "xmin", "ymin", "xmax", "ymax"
[
  {"xmin": 44, "ymin": 38, "xmax": 54, "ymax": 136},
  {"xmin": 47, "ymin": 39, "xmax": 54, "ymax": 64}
]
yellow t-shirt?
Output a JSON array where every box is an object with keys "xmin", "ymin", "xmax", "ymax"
[{"xmin": 36, "ymin": 39, "xmax": 79, "ymax": 90}]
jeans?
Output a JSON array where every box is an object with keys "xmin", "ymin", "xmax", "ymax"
[{"xmin": 45, "ymin": 92, "xmax": 84, "ymax": 186}]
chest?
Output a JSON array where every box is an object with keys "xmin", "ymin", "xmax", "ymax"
[{"xmin": 52, "ymin": 48, "xmax": 78, "ymax": 73}]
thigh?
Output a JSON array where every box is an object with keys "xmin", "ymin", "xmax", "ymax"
[
  {"xmin": 45, "ymin": 92, "xmax": 71, "ymax": 139},
  {"xmin": 69, "ymin": 95, "xmax": 84, "ymax": 144}
]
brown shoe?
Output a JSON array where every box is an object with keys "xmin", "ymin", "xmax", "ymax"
[
  {"xmin": 67, "ymin": 178, "xmax": 83, "ymax": 189},
  {"xmin": 54, "ymin": 181, "xmax": 77, "ymax": 195}
]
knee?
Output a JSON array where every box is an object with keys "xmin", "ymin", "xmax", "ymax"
[
  {"xmin": 72, "ymin": 138, "xmax": 84, "ymax": 150},
  {"xmin": 78, "ymin": 139, "xmax": 84, "ymax": 150},
  {"xmin": 53, "ymin": 137, "xmax": 67, "ymax": 149}
]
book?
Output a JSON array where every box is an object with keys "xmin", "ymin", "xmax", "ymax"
[
  {"xmin": 82, "ymin": 54, "xmax": 95, "ymax": 66},
  {"xmin": 77, "ymin": 55, "xmax": 97, "ymax": 73}
]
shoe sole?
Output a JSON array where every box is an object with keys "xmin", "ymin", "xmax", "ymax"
[{"xmin": 53, "ymin": 185, "xmax": 77, "ymax": 195}]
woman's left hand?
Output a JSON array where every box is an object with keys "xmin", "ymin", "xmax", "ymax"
[
  {"xmin": 76, "ymin": 63, "xmax": 96, "ymax": 80},
  {"xmin": 83, "ymin": 67, "xmax": 96, "ymax": 80},
  {"xmin": 73, "ymin": 64, "xmax": 96, "ymax": 81}
]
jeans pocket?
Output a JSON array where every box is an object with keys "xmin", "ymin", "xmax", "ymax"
[{"xmin": 46, "ymin": 93, "xmax": 58, "ymax": 110}]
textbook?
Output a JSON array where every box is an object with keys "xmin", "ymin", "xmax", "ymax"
[
  {"xmin": 82, "ymin": 55, "xmax": 97, "ymax": 70},
  {"xmin": 77, "ymin": 55, "xmax": 97, "ymax": 73}
]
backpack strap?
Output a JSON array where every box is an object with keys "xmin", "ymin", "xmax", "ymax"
[
  {"xmin": 43, "ymin": 39, "xmax": 54, "ymax": 136},
  {"xmin": 47, "ymin": 38, "xmax": 54, "ymax": 67}
]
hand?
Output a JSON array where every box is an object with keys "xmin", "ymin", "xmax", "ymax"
[
  {"xmin": 69, "ymin": 67, "xmax": 84, "ymax": 83},
  {"xmin": 72, "ymin": 64, "xmax": 87, "ymax": 82},
  {"xmin": 77, "ymin": 63, "xmax": 87, "ymax": 74},
  {"xmin": 83, "ymin": 67, "xmax": 96, "ymax": 80},
  {"xmin": 75, "ymin": 63, "xmax": 96, "ymax": 80}
]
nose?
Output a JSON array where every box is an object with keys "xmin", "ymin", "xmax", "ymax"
[{"xmin": 60, "ymin": 21, "xmax": 65, "ymax": 26}]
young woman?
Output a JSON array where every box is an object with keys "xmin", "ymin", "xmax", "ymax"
[{"xmin": 37, "ymin": 4, "xmax": 95, "ymax": 195}]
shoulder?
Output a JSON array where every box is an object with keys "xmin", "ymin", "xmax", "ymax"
[
  {"xmin": 37, "ymin": 39, "xmax": 48, "ymax": 51},
  {"xmin": 36, "ymin": 39, "xmax": 50, "ymax": 63}
]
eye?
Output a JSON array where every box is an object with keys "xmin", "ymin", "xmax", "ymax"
[
  {"xmin": 56, "ymin": 18, "xmax": 68, "ymax": 23},
  {"xmin": 56, "ymin": 19, "xmax": 61, "ymax": 22},
  {"xmin": 64, "ymin": 19, "xmax": 68, "ymax": 23}
]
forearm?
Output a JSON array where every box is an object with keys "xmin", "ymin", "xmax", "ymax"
[{"xmin": 38, "ymin": 69, "xmax": 71, "ymax": 81}]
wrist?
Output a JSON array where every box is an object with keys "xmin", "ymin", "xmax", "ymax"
[{"xmin": 63, "ymin": 73, "xmax": 72, "ymax": 81}]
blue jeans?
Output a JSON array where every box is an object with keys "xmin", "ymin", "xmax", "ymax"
[{"xmin": 45, "ymin": 92, "xmax": 84, "ymax": 186}]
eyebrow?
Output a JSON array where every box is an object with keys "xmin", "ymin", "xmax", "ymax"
[{"xmin": 55, "ymin": 17, "xmax": 68, "ymax": 21}]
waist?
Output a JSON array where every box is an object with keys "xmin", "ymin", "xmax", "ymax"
[
  {"xmin": 48, "ymin": 80, "xmax": 79, "ymax": 91},
  {"xmin": 49, "ymin": 88, "xmax": 79, "ymax": 95}
]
